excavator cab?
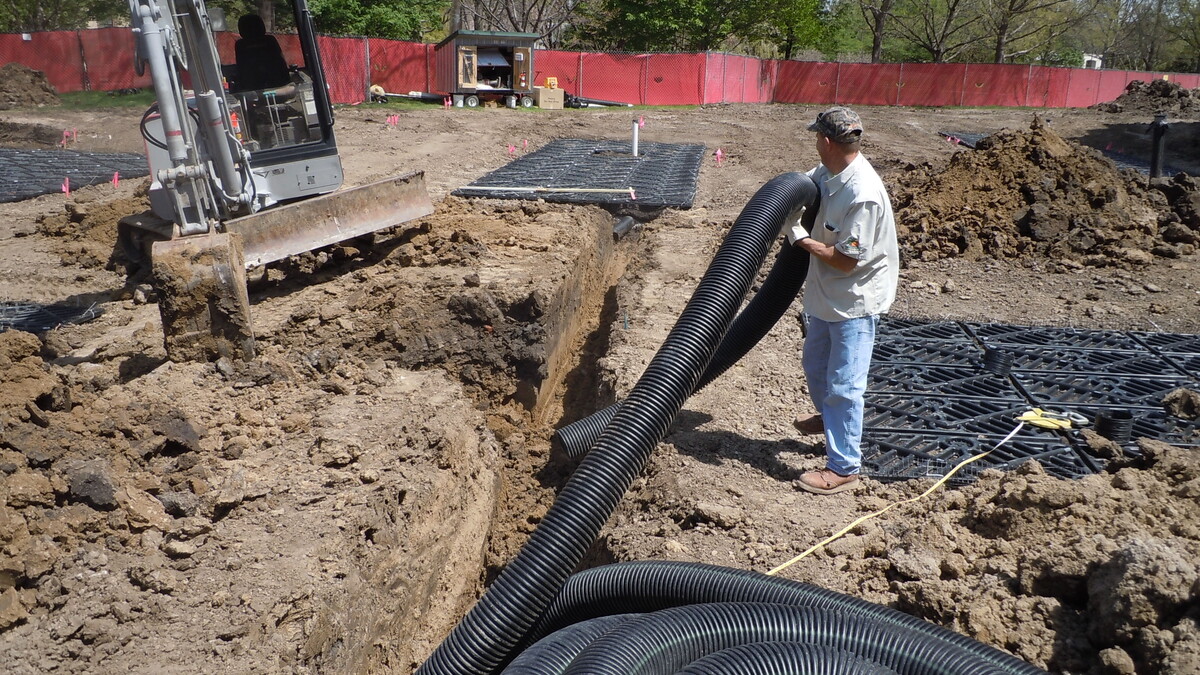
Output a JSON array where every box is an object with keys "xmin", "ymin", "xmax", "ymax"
[{"xmin": 223, "ymin": 10, "xmax": 335, "ymax": 158}]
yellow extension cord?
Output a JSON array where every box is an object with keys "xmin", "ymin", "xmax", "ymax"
[{"xmin": 766, "ymin": 421, "xmax": 1027, "ymax": 576}]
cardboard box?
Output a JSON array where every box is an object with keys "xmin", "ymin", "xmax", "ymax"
[{"xmin": 534, "ymin": 86, "xmax": 564, "ymax": 110}]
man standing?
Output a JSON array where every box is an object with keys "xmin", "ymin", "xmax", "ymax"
[{"xmin": 785, "ymin": 107, "xmax": 899, "ymax": 495}]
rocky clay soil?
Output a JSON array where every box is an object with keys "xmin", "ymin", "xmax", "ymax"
[{"xmin": 1, "ymin": 76, "xmax": 1200, "ymax": 675}]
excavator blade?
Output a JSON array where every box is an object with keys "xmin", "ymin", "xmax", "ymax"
[{"xmin": 225, "ymin": 170, "xmax": 435, "ymax": 268}]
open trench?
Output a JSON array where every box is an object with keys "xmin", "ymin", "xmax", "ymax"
[{"xmin": 278, "ymin": 202, "xmax": 646, "ymax": 673}]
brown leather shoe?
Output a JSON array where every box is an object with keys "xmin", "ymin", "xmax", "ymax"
[
  {"xmin": 797, "ymin": 468, "xmax": 861, "ymax": 495},
  {"xmin": 792, "ymin": 414, "xmax": 824, "ymax": 435}
]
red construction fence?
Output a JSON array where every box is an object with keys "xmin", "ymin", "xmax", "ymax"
[{"xmin": 3, "ymin": 27, "xmax": 1199, "ymax": 108}]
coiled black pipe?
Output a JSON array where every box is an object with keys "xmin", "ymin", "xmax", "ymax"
[
  {"xmin": 522, "ymin": 560, "xmax": 1044, "ymax": 675},
  {"xmin": 502, "ymin": 614, "xmax": 636, "ymax": 675},
  {"xmin": 677, "ymin": 641, "xmax": 900, "ymax": 675},
  {"xmin": 416, "ymin": 172, "xmax": 819, "ymax": 675},
  {"xmin": 558, "ymin": 603, "xmax": 1015, "ymax": 675},
  {"xmin": 552, "ymin": 198, "xmax": 818, "ymax": 459}
]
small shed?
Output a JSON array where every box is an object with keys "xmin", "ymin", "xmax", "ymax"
[{"xmin": 434, "ymin": 30, "xmax": 539, "ymax": 107}]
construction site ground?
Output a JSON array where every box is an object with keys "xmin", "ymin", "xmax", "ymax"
[{"xmin": 2, "ymin": 92, "xmax": 1199, "ymax": 675}]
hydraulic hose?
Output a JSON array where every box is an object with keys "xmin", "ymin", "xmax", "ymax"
[
  {"xmin": 522, "ymin": 560, "xmax": 1044, "ymax": 675},
  {"xmin": 416, "ymin": 172, "xmax": 818, "ymax": 675},
  {"xmin": 551, "ymin": 193, "xmax": 818, "ymax": 459},
  {"xmin": 558, "ymin": 603, "xmax": 1016, "ymax": 675},
  {"xmin": 677, "ymin": 641, "xmax": 900, "ymax": 675}
]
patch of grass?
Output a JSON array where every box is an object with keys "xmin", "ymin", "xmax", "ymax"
[
  {"xmin": 342, "ymin": 98, "xmax": 448, "ymax": 112},
  {"xmin": 57, "ymin": 89, "xmax": 156, "ymax": 110}
]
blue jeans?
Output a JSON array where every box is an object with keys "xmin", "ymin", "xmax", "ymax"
[{"xmin": 802, "ymin": 314, "xmax": 878, "ymax": 476}]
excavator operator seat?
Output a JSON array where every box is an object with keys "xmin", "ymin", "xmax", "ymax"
[{"xmin": 233, "ymin": 14, "xmax": 291, "ymax": 92}]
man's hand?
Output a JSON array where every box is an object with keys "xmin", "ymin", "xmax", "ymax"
[{"xmin": 786, "ymin": 222, "xmax": 810, "ymax": 246}]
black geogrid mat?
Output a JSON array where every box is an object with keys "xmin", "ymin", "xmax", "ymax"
[
  {"xmin": 875, "ymin": 318, "xmax": 972, "ymax": 341},
  {"xmin": 869, "ymin": 363, "xmax": 1024, "ymax": 401},
  {"xmin": 0, "ymin": 301, "xmax": 104, "ymax": 333},
  {"xmin": 862, "ymin": 433, "xmax": 1100, "ymax": 486},
  {"xmin": 864, "ymin": 394, "xmax": 1054, "ymax": 439},
  {"xmin": 871, "ymin": 338, "xmax": 983, "ymax": 367},
  {"xmin": 965, "ymin": 323, "xmax": 1144, "ymax": 351},
  {"xmin": 453, "ymin": 139, "xmax": 705, "ymax": 208},
  {"xmin": 937, "ymin": 131, "xmax": 987, "ymax": 149},
  {"xmin": 0, "ymin": 148, "xmax": 149, "ymax": 203},
  {"xmin": 861, "ymin": 316, "xmax": 1200, "ymax": 483},
  {"xmin": 995, "ymin": 345, "xmax": 1189, "ymax": 377},
  {"xmin": 1014, "ymin": 372, "xmax": 1192, "ymax": 409}
]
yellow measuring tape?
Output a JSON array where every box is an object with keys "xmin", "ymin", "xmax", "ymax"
[{"xmin": 766, "ymin": 421, "xmax": 1027, "ymax": 576}]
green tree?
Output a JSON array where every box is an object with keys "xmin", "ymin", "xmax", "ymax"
[
  {"xmin": 765, "ymin": 0, "xmax": 826, "ymax": 59},
  {"xmin": 0, "ymin": 0, "xmax": 124, "ymax": 31},
  {"xmin": 887, "ymin": 0, "xmax": 984, "ymax": 62},
  {"xmin": 856, "ymin": 0, "xmax": 898, "ymax": 62},
  {"xmin": 308, "ymin": 0, "xmax": 448, "ymax": 40},
  {"xmin": 1170, "ymin": 0, "xmax": 1200, "ymax": 69},
  {"xmin": 449, "ymin": 0, "xmax": 581, "ymax": 40},
  {"xmin": 575, "ymin": 0, "xmax": 779, "ymax": 52},
  {"xmin": 979, "ymin": 0, "xmax": 1096, "ymax": 63}
]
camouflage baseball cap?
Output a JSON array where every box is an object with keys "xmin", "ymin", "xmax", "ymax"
[{"xmin": 807, "ymin": 107, "xmax": 863, "ymax": 143}]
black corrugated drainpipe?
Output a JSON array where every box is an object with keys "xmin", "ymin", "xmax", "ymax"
[
  {"xmin": 552, "ymin": 193, "xmax": 819, "ymax": 459},
  {"xmin": 517, "ymin": 560, "xmax": 1047, "ymax": 675},
  {"xmin": 415, "ymin": 172, "xmax": 818, "ymax": 675}
]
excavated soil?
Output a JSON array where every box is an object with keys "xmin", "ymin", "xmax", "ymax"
[
  {"xmin": 1, "ymin": 97, "xmax": 1199, "ymax": 675},
  {"xmin": 1092, "ymin": 79, "xmax": 1200, "ymax": 117},
  {"xmin": 892, "ymin": 118, "xmax": 1199, "ymax": 267},
  {"xmin": 0, "ymin": 64, "xmax": 61, "ymax": 111}
]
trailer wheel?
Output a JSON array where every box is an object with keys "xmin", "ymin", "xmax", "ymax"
[
  {"xmin": 464, "ymin": 94, "xmax": 480, "ymax": 108},
  {"xmin": 520, "ymin": 95, "xmax": 534, "ymax": 108}
]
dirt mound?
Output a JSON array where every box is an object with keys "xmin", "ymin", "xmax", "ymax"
[
  {"xmin": 891, "ymin": 118, "xmax": 1200, "ymax": 267},
  {"xmin": 1092, "ymin": 79, "xmax": 1200, "ymax": 118},
  {"xmin": 863, "ymin": 441, "xmax": 1200, "ymax": 672},
  {"xmin": 0, "ymin": 63, "xmax": 60, "ymax": 110},
  {"xmin": 36, "ymin": 188, "xmax": 151, "ymax": 270},
  {"xmin": 0, "ymin": 121, "xmax": 64, "ymax": 149}
]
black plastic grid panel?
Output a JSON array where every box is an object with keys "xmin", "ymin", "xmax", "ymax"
[
  {"xmin": 875, "ymin": 318, "xmax": 972, "ymax": 341},
  {"xmin": 864, "ymin": 393, "xmax": 1052, "ymax": 439},
  {"xmin": 999, "ymin": 345, "xmax": 1188, "ymax": 377},
  {"xmin": 0, "ymin": 301, "xmax": 104, "ymax": 333},
  {"xmin": 871, "ymin": 338, "xmax": 984, "ymax": 367},
  {"xmin": 452, "ymin": 139, "xmax": 705, "ymax": 208},
  {"xmin": 1014, "ymin": 372, "xmax": 1194, "ymax": 409},
  {"xmin": 1131, "ymin": 331, "xmax": 1200, "ymax": 354},
  {"xmin": 0, "ymin": 148, "xmax": 149, "ymax": 203},
  {"xmin": 869, "ymin": 363, "xmax": 1025, "ymax": 401},
  {"xmin": 965, "ymin": 322, "xmax": 1146, "ymax": 351},
  {"xmin": 862, "ymin": 317, "xmax": 1199, "ymax": 483},
  {"xmin": 937, "ymin": 131, "xmax": 987, "ymax": 149},
  {"xmin": 1053, "ymin": 404, "xmax": 1200, "ymax": 447},
  {"xmin": 1160, "ymin": 353, "xmax": 1200, "ymax": 380},
  {"xmin": 862, "ymin": 431, "xmax": 1101, "ymax": 485}
]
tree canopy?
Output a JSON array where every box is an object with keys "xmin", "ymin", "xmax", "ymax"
[{"xmin": 6, "ymin": 0, "xmax": 1198, "ymax": 71}]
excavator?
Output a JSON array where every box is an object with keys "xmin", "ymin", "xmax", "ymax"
[{"xmin": 121, "ymin": 0, "xmax": 433, "ymax": 361}]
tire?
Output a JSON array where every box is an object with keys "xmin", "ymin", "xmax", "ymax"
[
  {"xmin": 520, "ymin": 95, "xmax": 534, "ymax": 108},
  {"xmin": 464, "ymin": 94, "xmax": 480, "ymax": 108}
]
